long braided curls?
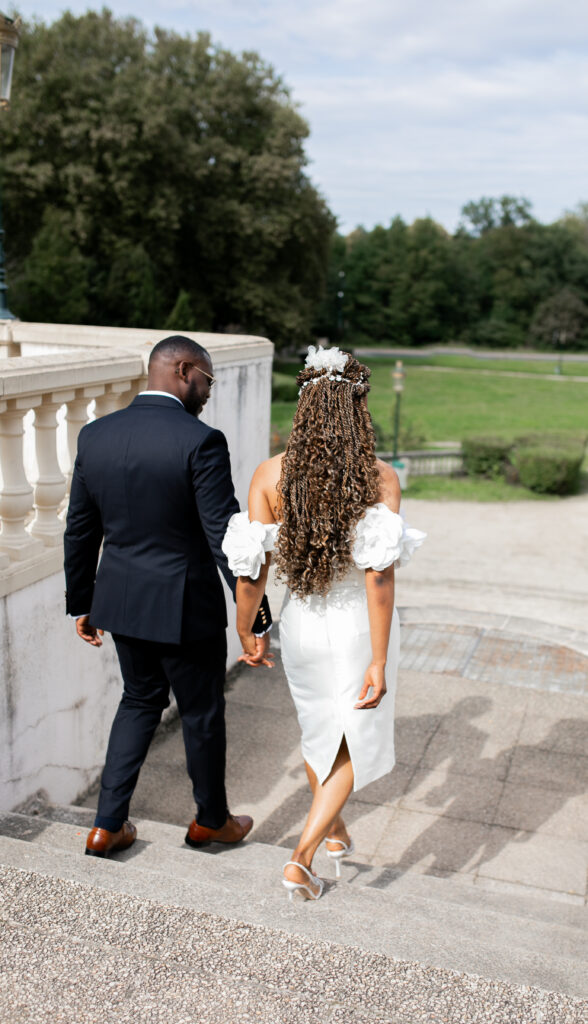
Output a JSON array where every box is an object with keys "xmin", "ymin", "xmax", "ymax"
[{"xmin": 274, "ymin": 354, "xmax": 379, "ymax": 598}]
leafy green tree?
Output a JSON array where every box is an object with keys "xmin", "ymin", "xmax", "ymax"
[
  {"xmin": 404, "ymin": 217, "xmax": 467, "ymax": 344},
  {"xmin": 529, "ymin": 287, "xmax": 588, "ymax": 350},
  {"xmin": 2, "ymin": 10, "xmax": 334, "ymax": 344},
  {"xmin": 343, "ymin": 223, "xmax": 411, "ymax": 344},
  {"xmin": 459, "ymin": 195, "xmax": 534, "ymax": 237},
  {"xmin": 10, "ymin": 207, "xmax": 90, "ymax": 323},
  {"xmin": 102, "ymin": 242, "xmax": 162, "ymax": 328},
  {"xmin": 468, "ymin": 218, "xmax": 588, "ymax": 347},
  {"xmin": 164, "ymin": 289, "xmax": 199, "ymax": 332}
]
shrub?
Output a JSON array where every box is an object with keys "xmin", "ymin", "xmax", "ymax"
[
  {"xmin": 272, "ymin": 372, "xmax": 299, "ymax": 402},
  {"xmin": 513, "ymin": 441, "xmax": 585, "ymax": 494},
  {"xmin": 472, "ymin": 318, "xmax": 526, "ymax": 349},
  {"xmin": 514, "ymin": 431, "xmax": 587, "ymax": 450},
  {"xmin": 462, "ymin": 436, "xmax": 512, "ymax": 478}
]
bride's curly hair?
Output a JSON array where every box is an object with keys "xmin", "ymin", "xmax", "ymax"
[{"xmin": 274, "ymin": 353, "xmax": 379, "ymax": 598}]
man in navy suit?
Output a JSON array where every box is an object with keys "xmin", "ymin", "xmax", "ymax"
[{"xmin": 64, "ymin": 335, "xmax": 272, "ymax": 857}]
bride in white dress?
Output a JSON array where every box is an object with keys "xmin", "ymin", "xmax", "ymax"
[{"xmin": 222, "ymin": 346, "xmax": 425, "ymax": 900}]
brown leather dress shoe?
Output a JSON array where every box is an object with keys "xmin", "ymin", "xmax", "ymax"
[
  {"xmin": 85, "ymin": 821, "xmax": 137, "ymax": 858},
  {"xmin": 185, "ymin": 813, "xmax": 253, "ymax": 848}
]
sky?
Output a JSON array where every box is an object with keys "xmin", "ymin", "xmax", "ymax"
[{"xmin": 11, "ymin": 0, "xmax": 588, "ymax": 234}]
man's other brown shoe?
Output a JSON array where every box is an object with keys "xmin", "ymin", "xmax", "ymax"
[
  {"xmin": 85, "ymin": 821, "xmax": 137, "ymax": 858},
  {"xmin": 185, "ymin": 814, "xmax": 253, "ymax": 848}
]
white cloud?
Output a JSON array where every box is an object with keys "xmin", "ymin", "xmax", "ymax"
[{"xmin": 13, "ymin": 0, "xmax": 588, "ymax": 232}]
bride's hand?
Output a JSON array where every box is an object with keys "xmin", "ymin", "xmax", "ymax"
[
  {"xmin": 354, "ymin": 663, "xmax": 387, "ymax": 709},
  {"xmin": 237, "ymin": 631, "xmax": 275, "ymax": 668}
]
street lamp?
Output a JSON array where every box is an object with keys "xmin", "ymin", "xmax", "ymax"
[
  {"xmin": 391, "ymin": 359, "xmax": 408, "ymax": 488},
  {"xmin": 336, "ymin": 270, "xmax": 345, "ymax": 340},
  {"xmin": 0, "ymin": 13, "xmax": 20, "ymax": 109},
  {"xmin": 0, "ymin": 11, "xmax": 20, "ymax": 321},
  {"xmin": 391, "ymin": 360, "xmax": 405, "ymax": 460}
]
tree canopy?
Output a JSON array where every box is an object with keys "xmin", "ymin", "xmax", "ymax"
[
  {"xmin": 3, "ymin": 13, "xmax": 587, "ymax": 351},
  {"xmin": 324, "ymin": 199, "xmax": 588, "ymax": 350},
  {"xmin": 2, "ymin": 9, "xmax": 335, "ymax": 345}
]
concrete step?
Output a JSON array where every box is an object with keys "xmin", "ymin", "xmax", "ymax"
[
  {"xmin": 2, "ymin": 860, "xmax": 585, "ymax": 1024},
  {"xmin": 0, "ymin": 808, "xmax": 587, "ymax": 1003},
  {"xmin": 4, "ymin": 805, "xmax": 586, "ymax": 932}
]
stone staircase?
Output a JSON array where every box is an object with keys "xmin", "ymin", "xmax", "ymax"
[{"xmin": 1, "ymin": 804, "xmax": 586, "ymax": 1023}]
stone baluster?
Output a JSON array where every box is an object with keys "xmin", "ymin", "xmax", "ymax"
[
  {"xmin": 94, "ymin": 384, "xmax": 121, "ymax": 419},
  {"xmin": 94, "ymin": 380, "xmax": 136, "ymax": 418},
  {"xmin": 63, "ymin": 393, "xmax": 90, "ymax": 495},
  {"xmin": 30, "ymin": 397, "xmax": 68, "ymax": 546},
  {"xmin": 0, "ymin": 399, "xmax": 44, "ymax": 560},
  {"xmin": 113, "ymin": 379, "xmax": 137, "ymax": 410},
  {"xmin": 0, "ymin": 322, "xmax": 20, "ymax": 359},
  {"xmin": 126, "ymin": 376, "xmax": 146, "ymax": 403}
]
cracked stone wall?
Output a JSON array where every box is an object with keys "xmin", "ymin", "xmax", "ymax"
[{"xmin": 0, "ymin": 572, "xmax": 122, "ymax": 811}]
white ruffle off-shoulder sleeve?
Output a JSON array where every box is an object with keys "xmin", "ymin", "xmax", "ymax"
[
  {"xmin": 221, "ymin": 512, "xmax": 279, "ymax": 580},
  {"xmin": 352, "ymin": 503, "xmax": 426, "ymax": 572}
]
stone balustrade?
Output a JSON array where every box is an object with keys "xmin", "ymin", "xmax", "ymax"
[
  {"xmin": 379, "ymin": 449, "xmax": 464, "ymax": 477},
  {"xmin": 0, "ymin": 349, "xmax": 145, "ymax": 594},
  {"xmin": 0, "ymin": 322, "xmax": 273, "ymax": 813}
]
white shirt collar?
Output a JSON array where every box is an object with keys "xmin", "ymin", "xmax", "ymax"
[{"xmin": 138, "ymin": 390, "xmax": 184, "ymax": 407}]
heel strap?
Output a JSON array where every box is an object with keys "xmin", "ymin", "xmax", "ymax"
[
  {"xmin": 283, "ymin": 860, "xmax": 319, "ymax": 884},
  {"xmin": 325, "ymin": 837, "xmax": 350, "ymax": 851}
]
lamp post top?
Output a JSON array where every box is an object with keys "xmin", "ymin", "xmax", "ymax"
[
  {"xmin": 392, "ymin": 359, "xmax": 405, "ymax": 394},
  {"xmin": 0, "ymin": 12, "xmax": 21, "ymax": 46}
]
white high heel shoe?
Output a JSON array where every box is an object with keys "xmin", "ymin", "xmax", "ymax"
[
  {"xmin": 324, "ymin": 836, "xmax": 355, "ymax": 878},
  {"xmin": 282, "ymin": 861, "xmax": 324, "ymax": 901}
]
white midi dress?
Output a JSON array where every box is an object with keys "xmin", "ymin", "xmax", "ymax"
[{"xmin": 222, "ymin": 503, "xmax": 426, "ymax": 793}]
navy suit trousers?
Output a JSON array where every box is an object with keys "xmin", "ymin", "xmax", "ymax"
[{"xmin": 95, "ymin": 632, "xmax": 228, "ymax": 831}]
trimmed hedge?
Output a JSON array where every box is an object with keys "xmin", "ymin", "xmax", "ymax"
[
  {"xmin": 272, "ymin": 372, "xmax": 299, "ymax": 402},
  {"xmin": 462, "ymin": 436, "xmax": 512, "ymax": 478},
  {"xmin": 513, "ymin": 442, "xmax": 585, "ymax": 494},
  {"xmin": 461, "ymin": 431, "xmax": 586, "ymax": 494}
]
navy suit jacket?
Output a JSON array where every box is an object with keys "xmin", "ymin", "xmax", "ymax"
[{"xmin": 64, "ymin": 394, "xmax": 256, "ymax": 645}]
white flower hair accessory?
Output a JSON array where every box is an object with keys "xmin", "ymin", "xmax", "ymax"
[
  {"xmin": 305, "ymin": 345, "xmax": 348, "ymax": 373},
  {"xmin": 300, "ymin": 344, "xmax": 366, "ymax": 396}
]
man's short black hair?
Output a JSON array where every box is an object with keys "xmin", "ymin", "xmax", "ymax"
[{"xmin": 149, "ymin": 335, "xmax": 210, "ymax": 367}]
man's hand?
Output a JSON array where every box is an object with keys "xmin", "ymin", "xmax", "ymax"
[
  {"xmin": 354, "ymin": 663, "xmax": 386, "ymax": 709},
  {"xmin": 237, "ymin": 631, "xmax": 275, "ymax": 668},
  {"xmin": 76, "ymin": 615, "xmax": 104, "ymax": 647}
]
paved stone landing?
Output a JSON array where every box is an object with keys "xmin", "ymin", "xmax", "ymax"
[
  {"xmin": 79, "ymin": 619, "xmax": 588, "ymax": 908},
  {"xmin": 399, "ymin": 622, "xmax": 588, "ymax": 695}
]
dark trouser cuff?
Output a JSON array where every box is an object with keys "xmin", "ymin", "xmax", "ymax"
[
  {"xmin": 94, "ymin": 814, "xmax": 125, "ymax": 832},
  {"xmin": 196, "ymin": 807, "xmax": 229, "ymax": 830}
]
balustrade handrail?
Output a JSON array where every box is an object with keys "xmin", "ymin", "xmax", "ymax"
[
  {"xmin": 0, "ymin": 350, "xmax": 144, "ymax": 402},
  {"xmin": 1, "ymin": 320, "xmax": 272, "ymax": 366}
]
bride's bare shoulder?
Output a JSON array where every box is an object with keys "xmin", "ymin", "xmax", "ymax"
[
  {"xmin": 375, "ymin": 458, "xmax": 401, "ymax": 512},
  {"xmin": 251, "ymin": 452, "xmax": 284, "ymax": 488},
  {"xmin": 249, "ymin": 453, "xmax": 284, "ymax": 522}
]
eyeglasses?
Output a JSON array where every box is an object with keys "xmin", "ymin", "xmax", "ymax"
[
  {"xmin": 175, "ymin": 361, "xmax": 217, "ymax": 388},
  {"xmin": 193, "ymin": 365, "xmax": 216, "ymax": 388}
]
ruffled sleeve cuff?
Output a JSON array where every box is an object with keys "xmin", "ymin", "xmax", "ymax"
[
  {"xmin": 221, "ymin": 512, "xmax": 279, "ymax": 580},
  {"xmin": 352, "ymin": 503, "xmax": 426, "ymax": 572}
]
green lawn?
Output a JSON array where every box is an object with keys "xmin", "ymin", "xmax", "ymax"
[
  {"xmin": 392, "ymin": 354, "xmax": 588, "ymax": 376},
  {"xmin": 272, "ymin": 358, "xmax": 588, "ymax": 445},
  {"xmin": 402, "ymin": 475, "xmax": 557, "ymax": 501}
]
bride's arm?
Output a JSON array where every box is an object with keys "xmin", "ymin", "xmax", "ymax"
[
  {"xmin": 355, "ymin": 461, "xmax": 400, "ymax": 709},
  {"xmin": 236, "ymin": 460, "xmax": 278, "ymax": 663},
  {"xmin": 237, "ymin": 561, "xmax": 271, "ymax": 649},
  {"xmin": 355, "ymin": 565, "xmax": 395, "ymax": 709}
]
